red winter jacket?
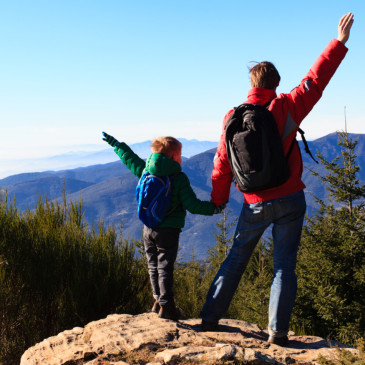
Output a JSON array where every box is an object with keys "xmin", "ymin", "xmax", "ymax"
[{"xmin": 211, "ymin": 39, "xmax": 349, "ymax": 205}]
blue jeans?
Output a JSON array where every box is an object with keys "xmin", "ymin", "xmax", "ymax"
[{"xmin": 201, "ymin": 190, "xmax": 306, "ymax": 337}]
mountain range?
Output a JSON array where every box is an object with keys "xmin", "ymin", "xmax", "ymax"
[
  {"xmin": 0, "ymin": 139, "xmax": 218, "ymax": 179},
  {"xmin": 1, "ymin": 133, "xmax": 364, "ymax": 260}
]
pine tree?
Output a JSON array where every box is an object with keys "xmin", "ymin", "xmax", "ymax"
[
  {"xmin": 294, "ymin": 130, "xmax": 365, "ymax": 344},
  {"xmin": 311, "ymin": 131, "xmax": 365, "ymax": 215},
  {"xmin": 207, "ymin": 209, "xmax": 237, "ymax": 271}
]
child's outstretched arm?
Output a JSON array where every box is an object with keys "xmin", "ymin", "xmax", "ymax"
[
  {"xmin": 102, "ymin": 132, "xmax": 146, "ymax": 178},
  {"xmin": 176, "ymin": 173, "xmax": 226, "ymax": 216}
]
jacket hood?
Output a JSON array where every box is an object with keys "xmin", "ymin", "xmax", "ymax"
[{"xmin": 145, "ymin": 153, "xmax": 181, "ymax": 176}]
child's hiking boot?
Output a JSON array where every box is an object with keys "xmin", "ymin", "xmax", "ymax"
[
  {"xmin": 151, "ymin": 300, "xmax": 160, "ymax": 313},
  {"xmin": 158, "ymin": 301, "xmax": 180, "ymax": 321},
  {"xmin": 267, "ymin": 335, "xmax": 289, "ymax": 346}
]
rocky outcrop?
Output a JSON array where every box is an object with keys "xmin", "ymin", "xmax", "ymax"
[{"xmin": 21, "ymin": 313, "xmax": 356, "ymax": 364}]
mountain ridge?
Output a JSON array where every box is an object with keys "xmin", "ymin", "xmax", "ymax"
[
  {"xmin": 1, "ymin": 132, "xmax": 364, "ymax": 260},
  {"xmin": 0, "ymin": 138, "xmax": 218, "ymax": 179}
]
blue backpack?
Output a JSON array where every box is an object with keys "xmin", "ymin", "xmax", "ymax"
[{"xmin": 136, "ymin": 171, "xmax": 173, "ymax": 229}]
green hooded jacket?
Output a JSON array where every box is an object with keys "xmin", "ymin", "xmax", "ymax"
[{"xmin": 114, "ymin": 142, "xmax": 215, "ymax": 229}]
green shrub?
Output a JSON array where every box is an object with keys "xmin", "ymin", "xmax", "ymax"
[{"xmin": 0, "ymin": 194, "xmax": 150, "ymax": 364}]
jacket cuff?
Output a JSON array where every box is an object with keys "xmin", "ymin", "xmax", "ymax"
[{"xmin": 327, "ymin": 38, "xmax": 348, "ymax": 59}]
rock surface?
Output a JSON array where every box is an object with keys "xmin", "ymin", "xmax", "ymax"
[{"xmin": 21, "ymin": 313, "xmax": 357, "ymax": 364}]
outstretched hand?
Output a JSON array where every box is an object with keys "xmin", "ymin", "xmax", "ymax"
[
  {"xmin": 337, "ymin": 12, "xmax": 354, "ymax": 45},
  {"xmin": 102, "ymin": 132, "xmax": 120, "ymax": 147}
]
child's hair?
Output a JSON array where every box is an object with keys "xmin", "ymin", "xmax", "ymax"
[
  {"xmin": 249, "ymin": 61, "xmax": 281, "ymax": 90},
  {"xmin": 151, "ymin": 136, "xmax": 182, "ymax": 158}
]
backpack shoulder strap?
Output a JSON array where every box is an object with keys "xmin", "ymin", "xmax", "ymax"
[
  {"xmin": 285, "ymin": 127, "xmax": 318, "ymax": 163},
  {"xmin": 261, "ymin": 100, "xmax": 317, "ymax": 164},
  {"xmin": 297, "ymin": 128, "xmax": 318, "ymax": 163}
]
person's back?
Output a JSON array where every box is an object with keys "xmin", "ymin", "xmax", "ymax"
[
  {"xmin": 201, "ymin": 13, "xmax": 354, "ymax": 345},
  {"xmin": 211, "ymin": 16, "xmax": 353, "ymax": 206}
]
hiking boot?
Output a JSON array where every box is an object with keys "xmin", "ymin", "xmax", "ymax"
[
  {"xmin": 151, "ymin": 300, "xmax": 160, "ymax": 313},
  {"xmin": 158, "ymin": 302, "xmax": 180, "ymax": 321},
  {"xmin": 268, "ymin": 335, "xmax": 289, "ymax": 346},
  {"xmin": 201, "ymin": 320, "xmax": 218, "ymax": 332}
]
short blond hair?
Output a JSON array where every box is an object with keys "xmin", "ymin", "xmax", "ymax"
[{"xmin": 151, "ymin": 136, "xmax": 182, "ymax": 159}]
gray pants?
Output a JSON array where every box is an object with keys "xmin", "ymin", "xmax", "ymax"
[{"xmin": 143, "ymin": 226, "xmax": 181, "ymax": 306}]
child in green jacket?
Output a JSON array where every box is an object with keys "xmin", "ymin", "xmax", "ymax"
[{"xmin": 102, "ymin": 132, "xmax": 224, "ymax": 320}]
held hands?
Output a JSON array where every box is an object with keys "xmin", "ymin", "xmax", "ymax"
[
  {"xmin": 102, "ymin": 132, "xmax": 120, "ymax": 148},
  {"xmin": 337, "ymin": 12, "xmax": 354, "ymax": 45},
  {"xmin": 214, "ymin": 203, "xmax": 226, "ymax": 214}
]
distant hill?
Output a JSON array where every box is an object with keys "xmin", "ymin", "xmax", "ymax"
[
  {"xmin": 1, "ymin": 133, "xmax": 364, "ymax": 260},
  {"xmin": 0, "ymin": 138, "xmax": 218, "ymax": 179}
]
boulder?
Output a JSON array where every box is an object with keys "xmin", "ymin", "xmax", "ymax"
[{"xmin": 21, "ymin": 313, "xmax": 357, "ymax": 364}]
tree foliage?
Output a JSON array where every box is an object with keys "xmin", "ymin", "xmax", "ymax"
[
  {"xmin": 0, "ymin": 194, "xmax": 150, "ymax": 364},
  {"xmin": 294, "ymin": 131, "xmax": 365, "ymax": 344}
]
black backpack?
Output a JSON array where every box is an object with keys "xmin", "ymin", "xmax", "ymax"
[{"xmin": 225, "ymin": 103, "xmax": 289, "ymax": 193}]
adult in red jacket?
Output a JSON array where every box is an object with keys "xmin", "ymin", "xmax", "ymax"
[{"xmin": 201, "ymin": 13, "xmax": 354, "ymax": 345}]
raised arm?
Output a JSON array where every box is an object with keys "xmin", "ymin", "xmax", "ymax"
[
  {"xmin": 276, "ymin": 13, "xmax": 353, "ymax": 126},
  {"xmin": 337, "ymin": 12, "xmax": 354, "ymax": 45},
  {"xmin": 102, "ymin": 132, "xmax": 146, "ymax": 178}
]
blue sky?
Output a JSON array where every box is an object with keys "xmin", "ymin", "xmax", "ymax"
[{"xmin": 0, "ymin": 0, "xmax": 364, "ymax": 168}]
